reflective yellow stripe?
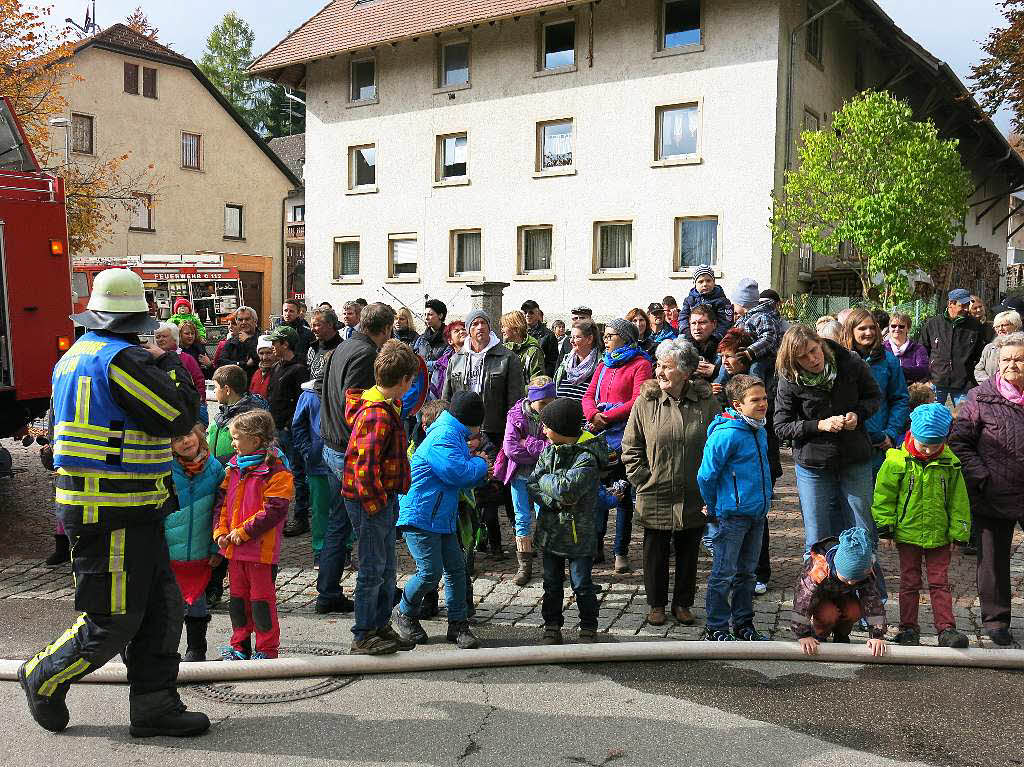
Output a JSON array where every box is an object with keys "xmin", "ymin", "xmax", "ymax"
[
  {"xmin": 124, "ymin": 430, "xmax": 169, "ymax": 446},
  {"xmin": 58, "ymin": 467, "xmax": 173, "ymax": 481},
  {"xmin": 38, "ymin": 658, "xmax": 91, "ymax": 697},
  {"xmin": 74, "ymin": 377, "xmax": 92, "ymax": 424},
  {"xmin": 23, "ymin": 615, "xmax": 87, "ymax": 677},
  {"xmin": 109, "ymin": 529, "xmax": 126, "ymax": 615},
  {"xmin": 57, "ymin": 489, "xmax": 169, "ymax": 506},
  {"xmin": 53, "ymin": 444, "xmax": 120, "ymax": 459},
  {"xmin": 55, "ymin": 423, "xmax": 119, "ymax": 439},
  {"xmin": 109, "ymin": 365, "xmax": 180, "ymax": 422},
  {"xmin": 121, "ymin": 449, "xmax": 173, "ymax": 463},
  {"xmin": 84, "ymin": 476, "xmax": 100, "ymax": 524}
]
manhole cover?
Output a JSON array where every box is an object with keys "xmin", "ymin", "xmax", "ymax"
[{"xmin": 186, "ymin": 645, "xmax": 355, "ymax": 704}]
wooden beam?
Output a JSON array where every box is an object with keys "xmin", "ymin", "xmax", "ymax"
[{"xmin": 992, "ymin": 198, "xmax": 1024, "ymax": 235}]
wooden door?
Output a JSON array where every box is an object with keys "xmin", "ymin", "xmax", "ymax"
[{"xmin": 239, "ymin": 271, "xmax": 264, "ymax": 327}]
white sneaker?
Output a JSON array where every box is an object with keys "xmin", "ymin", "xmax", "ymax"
[{"xmin": 754, "ymin": 582, "xmax": 767, "ymax": 595}]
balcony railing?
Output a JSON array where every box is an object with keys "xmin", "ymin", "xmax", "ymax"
[{"xmin": 286, "ymin": 222, "xmax": 305, "ymax": 241}]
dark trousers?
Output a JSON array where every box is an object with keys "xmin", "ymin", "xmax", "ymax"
[
  {"xmin": 642, "ymin": 526, "xmax": 702, "ymax": 609},
  {"xmin": 541, "ymin": 552, "xmax": 599, "ymax": 630},
  {"xmin": 755, "ymin": 517, "xmax": 771, "ymax": 584},
  {"xmin": 23, "ymin": 522, "xmax": 184, "ymax": 722},
  {"xmin": 278, "ymin": 427, "xmax": 310, "ymax": 522},
  {"xmin": 976, "ymin": 514, "xmax": 1024, "ymax": 631}
]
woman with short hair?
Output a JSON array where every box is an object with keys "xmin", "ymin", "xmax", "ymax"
[
  {"xmin": 501, "ymin": 310, "xmax": 545, "ymax": 381},
  {"xmin": 626, "ymin": 307, "xmax": 655, "ymax": 355},
  {"xmin": 884, "ymin": 311, "xmax": 930, "ymax": 384},
  {"xmin": 974, "ymin": 310, "xmax": 1022, "ymax": 384}
]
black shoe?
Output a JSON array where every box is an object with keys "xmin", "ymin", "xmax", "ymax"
[
  {"xmin": 832, "ymin": 633, "xmax": 851, "ymax": 643},
  {"xmin": 446, "ymin": 621, "xmax": 480, "ymax": 649},
  {"xmin": 130, "ymin": 703, "xmax": 210, "ymax": 738},
  {"xmin": 701, "ymin": 627, "xmax": 736, "ymax": 641},
  {"xmin": 283, "ymin": 517, "xmax": 310, "ymax": 537},
  {"xmin": 419, "ymin": 589, "xmax": 440, "ymax": 619},
  {"xmin": 44, "ymin": 536, "xmax": 70, "ymax": 566},
  {"xmin": 183, "ymin": 616, "xmax": 209, "ymax": 662},
  {"xmin": 541, "ymin": 625, "xmax": 563, "ymax": 645},
  {"xmin": 938, "ymin": 628, "xmax": 969, "ymax": 648},
  {"xmin": 395, "ymin": 612, "xmax": 428, "ymax": 645},
  {"xmin": 18, "ymin": 662, "xmax": 69, "ymax": 733},
  {"xmin": 314, "ymin": 595, "xmax": 355, "ymax": 614},
  {"xmin": 893, "ymin": 627, "xmax": 921, "ymax": 646},
  {"xmin": 734, "ymin": 624, "xmax": 768, "ymax": 641},
  {"xmin": 578, "ymin": 628, "xmax": 598, "ymax": 643},
  {"xmin": 987, "ymin": 627, "xmax": 1014, "ymax": 646},
  {"xmin": 377, "ymin": 624, "xmax": 417, "ymax": 651},
  {"xmin": 958, "ymin": 543, "xmax": 978, "ymax": 557},
  {"xmin": 350, "ymin": 634, "xmax": 398, "ymax": 655}
]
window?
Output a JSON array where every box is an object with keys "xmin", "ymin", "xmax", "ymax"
[
  {"xmin": 124, "ymin": 62, "xmax": 139, "ymax": 94},
  {"xmin": 129, "ymin": 193, "xmax": 153, "ymax": 231},
  {"xmin": 537, "ymin": 119, "xmax": 573, "ymax": 171},
  {"xmin": 1013, "ymin": 248, "xmax": 1024, "ymax": 265},
  {"xmin": 540, "ymin": 19, "xmax": 576, "ymax": 71},
  {"xmin": 519, "ymin": 226, "xmax": 553, "ymax": 273},
  {"xmin": 439, "ymin": 40, "xmax": 470, "ymax": 87},
  {"xmin": 661, "ymin": 0, "xmax": 701, "ymax": 51},
  {"xmin": 351, "ymin": 58, "xmax": 377, "ymax": 102},
  {"xmin": 71, "ymin": 113, "xmax": 94, "ymax": 154},
  {"xmin": 348, "ymin": 144, "xmax": 376, "ymax": 189},
  {"xmin": 595, "ymin": 222, "xmax": 632, "ymax": 271},
  {"xmin": 292, "ymin": 205, "xmax": 305, "ymax": 222},
  {"xmin": 143, "ymin": 67, "xmax": 157, "ymax": 98},
  {"xmin": 389, "ymin": 236, "xmax": 418, "ymax": 278},
  {"xmin": 799, "ymin": 244, "xmax": 814, "ymax": 275},
  {"xmin": 803, "ymin": 108, "xmax": 820, "ymax": 132},
  {"xmin": 806, "ymin": 2, "xmax": 824, "ymax": 64},
  {"xmin": 182, "ymin": 132, "xmax": 201, "ymax": 169},
  {"xmin": 333, "ymin": 238, "xmax": 360, "ymax": 278},
  {"xmin": 224, "ymin": 204, "xmax": 243, "ymax": 239},
  {"xmin": 656, "ymin": 103, "xmax": 699, "ymax": 160},
  {"xmin": 675, "ymin": 216, "xmax": 717, "ymax": 269},
  {"xmin": 451, "ymin": 230, "xmax": 482, "ymax": 275},
  {"xmin": 437, "ymin": 133, "xmax": 468, "ymax": 181}
]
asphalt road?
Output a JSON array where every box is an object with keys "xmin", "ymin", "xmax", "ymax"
[{"xmin": 2, "ymin": 601, "xmax": 1021, "ymax": 767}]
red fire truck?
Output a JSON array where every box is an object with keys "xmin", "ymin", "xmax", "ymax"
[{"xmin": 0, "ymin": 96, "xmax": 74, "ymax": 444}]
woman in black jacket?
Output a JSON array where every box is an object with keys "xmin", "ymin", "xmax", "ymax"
[{"xmin": 774, "ymin": 325, "xmax": 882, "ymax": 559}]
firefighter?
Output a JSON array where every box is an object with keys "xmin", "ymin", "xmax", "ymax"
[{"xmin": 18, "ymin": 269, "xmax": 210, "ymax": 738}]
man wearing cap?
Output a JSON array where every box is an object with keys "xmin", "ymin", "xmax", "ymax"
[
  {"xmin": 571, "ymin": 306, "xmax": 593, "ymax": 323},
  {"xmin": 916, "ymin": 289, "xmax": 986, "ymax": 406},
  {"xmin": 521, "ymin": 300, "xmax": 559, "ymax": 377},
  {"xmin": 266, "ymin": 325, "xmax": 312, "ymax": 537},
  {"xmin": 19, "ymin": 269, "xmax": 209, "ymax": 737}
]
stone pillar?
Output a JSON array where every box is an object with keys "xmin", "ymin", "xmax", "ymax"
[{"xmin": 467, "ymin": 281, "xmax": 509, "ymax": 325}]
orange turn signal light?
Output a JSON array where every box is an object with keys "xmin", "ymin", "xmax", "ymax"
[
  {"xmin": 57, "ymin": 336, "xmax": 72, "ymax": 351},
  {"xmin": 50, "ymin": 239, "xmax": 64, "ymax": 256}
]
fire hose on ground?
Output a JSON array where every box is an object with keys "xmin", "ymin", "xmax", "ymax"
[{"xmin": 1, "ymin": 641, "xmax": 1022, "ymax": 685}]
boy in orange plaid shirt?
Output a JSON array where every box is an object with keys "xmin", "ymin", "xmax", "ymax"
[{"xmin": 342, "ymin": 339, "xmax": 420, "ymax": 655}]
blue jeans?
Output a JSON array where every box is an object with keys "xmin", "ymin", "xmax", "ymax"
[
  {"xmin": 400, "ymin": 529, "xmax": 468, "ymax": 623},
  {"xmin": 316, "ymin": 445, "xmax": 354, "ymax": 603},
  {"xmin": 794, "ymin": 460, "xmax": 888, "ymax": 601},
  {"xmin": 345, "ymin": 497, "xmax": 398, "ymax": 640},
  {"xmin": 933, "ymin": 387, "xmax": 968, "ymax": 407},
  {"xmin": 541, "ymin": 552, "xmax": 598, "ymax": 630},
  {"xmin": 705, "ymin": 515, "xmax": 764, "ymax": 630},
  {"xmin": 277, "ymin": 427, "xmax": 309, "ymax": 522},
  {"xmin": 510, "ymin": 475, "xmax": 536, "ymax": 537}
]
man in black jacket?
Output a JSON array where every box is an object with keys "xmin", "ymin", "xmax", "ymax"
[
  {"xmin": 217, "ymin": 305, "xmax": 260, "ymax": 380},
  {"xmin": 521, "ymin": 300, "xmax": 559, "ymax": 376},
  {"xmin": 281, "ymin": 299, "xmax": 314, "ymax": 365},
  {"xmin": 266, "ymin": 325, "xmax": 311, "ymax": 537},
  {"xmin": 917, "ymin": 288, "xmax": 986, "ymax": 406},
  {"xmin": 306, "ymin": 307, "xmax": 342, "ymax": 382},
  {"xmin": 316, "ymin": 302, "xmax": 396, "ymax": 612}
]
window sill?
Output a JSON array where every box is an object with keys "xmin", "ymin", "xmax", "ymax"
[
  {"xmin": 513, "ymin": 273, "xmax": 556, "ymax": 282},
  {"xmin": 223, "ymin": 236, "xmax": 246, "ymax": 242},
  {"xmin": 181, "ymin": 166, "xmax": 204, "ymax": 173},
  {"xmin": 129, "ymin": 227, "xmax": 156, "ymax": 234},
  {"xmin": 533, "ymin": 64, "xmax": 577, "ymax": 78},
  {"xmin": 332, "ymin": 276, "xmax": 363, "ymax": 285},
  {"xmin": 652, "ymin": 155, "xmax": 702, "ymax": 168},
  {"xmin": 671, "ymin": 267, "xmax": 722, "ymax": 279},
  {"xmin": 652, "ymin": 42, "xmax": 704, "ymax": 59},
  {"xmin": 447, "ymin": 274, "xmax": 484, "ymax": 283},
  {"xmin": 386, "ymin": 275, "xmax": 420, "ymax": 284},
  {"xmin": 798, "ymin": 271, "xmax": 814, "ymax": 280},
  {"xmin": 346, "ymin": 97, "xmax": 379, "ymax": 109},
  {"xmin": 345, "ymin": 186, "xmax": 379, "ymax": 195},
  {"xmin": 434, "ymin": 177, "xmax": 471, "ymax": 188},
  {"xmin": 590, "ymin": 271, "xmax": 636, "ymax": 281},
  {"xmin": 434, "ymin": 82, "xmax": 471, "ymax": 95},
  {"xmin": 532, "ymin": 167, "xmax": 576, "ymax": 179},
  {"xmin": 805, "ymin": 52, "xmax": 824, "ymax": 72}
]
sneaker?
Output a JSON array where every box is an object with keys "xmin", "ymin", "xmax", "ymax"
[
  {"xmin": 754, "ymin": 582, "xmax": 768, "ymax": 595},
  {"xmin": 18, "ymin": 662, "xmax": 70, "ymax": 733},
  {"xmin": 220, "ymin": 646, "xmax": 248, "ymax": 661},
  {"xmin": 613, "ymin": 555, "xmax": 631, "ymax": 574},
  {"xmin": 987, "ymin": 627, "xmax": 1014, "ymax": 647},
  {"xmin": 542, "ymin": 625, "xmax": 563, "ymax": 645},
  {"xmin": 893, "ymin": 627, "xmax": 921, "ymax": 646},
  {"xmin": 250, "ymin": 651, "xmax": 268, "ymax": 660},
  {"xmin": 283, "ymin": 517, "xmax": 310, "ymax": 538},
  {"xmin": 314, "ymin": 595, "xmax": 355, "ymax": 614},
  {"xmin": 578, "ymin": 628, "xmax": 598, "ymax": 643},
  {"xmin": 938, "ymin": 628, "xmax": 969, "ymax": 649},
  {"xmin": 350, "ymin": 634, "xmax": 399, "ymax": 655},
  {"xmin": 394, "ymin": 612, "xmax": 428, "ymax": 645},
  {"xmin": 377, "ymin": 624, "xmax": 417, "ymax": 651},
  {"xmin": 701, "ymin": 627, "xmax": 736, "ymax": 641},
  {"xmin": 734, "ymin": 624, "xmax": 768, "ymax": 641},
  {"xmin": 446, "ymin": 621, "xmax": 480, "ymax": 649}
]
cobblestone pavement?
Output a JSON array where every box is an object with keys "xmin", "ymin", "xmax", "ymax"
[{"xmin": 2, "ymin": 439, "xmax": 1022, "ymax": 647}]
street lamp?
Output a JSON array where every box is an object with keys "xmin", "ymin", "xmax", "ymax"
[{"xmin": 48, "ymin": 116, "xmax": 70, "ymax": 166}]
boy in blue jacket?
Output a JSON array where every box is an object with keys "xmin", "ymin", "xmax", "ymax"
[
  {"xmin": 697, "ymin": 374, "xmax": 773, "ymax": 641},
  {"xmin": 395, "ymin": 391, "xmax": 490, "ymax": 650}
]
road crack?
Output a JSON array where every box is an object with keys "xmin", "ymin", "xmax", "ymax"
[{"xmin": 457, "ymin": 671, "xmax": 497, "ymax": 762}]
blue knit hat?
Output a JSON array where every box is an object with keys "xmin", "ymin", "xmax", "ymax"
[
  {"xmin": 833, "ymin": 527, "xmax": 874, "ymax": 582},
  {"xmin": 910, "ymin": 403, "xmax": 953, "ymax": 444},
  {"xmin": 731, "ymin": 278, "xmax": 760, "ymax": 309}
]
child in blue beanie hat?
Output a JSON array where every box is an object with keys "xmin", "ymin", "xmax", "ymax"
[
  {"xmin": 791, "ymin": 527, "xmax": 888, "ymax": 656},
  {"xmin": 871, "ymin": 402, "xmax": 971, "ymax": 648}
]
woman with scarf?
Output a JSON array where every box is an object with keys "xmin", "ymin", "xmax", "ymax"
[
  {"xmin": 555, "ymin": 319, "xmax": 601, "ymax": 401},
  {"xmin": 626, "ymin": 307, "xmax": 656, "ymax": 356},
  {"xmin": 774, "ymin": 324, "xmax": 882, "ymax": 559},
  {"xmin": 583, "ymin": 318, "xmax": 654, "ymax": 573},
  {"xmin": 883, "ymin": 312, "xmax": 930, "ymax": 384},
  {"xmin": 949, "ymin": 332, "xmax": 1024, "ymax": 646}
]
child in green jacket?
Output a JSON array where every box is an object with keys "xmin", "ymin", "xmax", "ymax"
[{"xmin": 871, "ymin": 403, "xmax": 971, "ymax": 648}]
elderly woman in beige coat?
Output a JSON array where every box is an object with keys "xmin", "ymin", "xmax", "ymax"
[{"xmin": 622, "ymin": 338, "xmax": 721, "ymax": 627}]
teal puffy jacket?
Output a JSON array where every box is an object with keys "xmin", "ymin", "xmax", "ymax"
[{"xmin": 166, "ymin": 456, "xmax": 225, "ymax": 562}]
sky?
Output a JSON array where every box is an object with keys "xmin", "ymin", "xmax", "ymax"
[{"xmin": 42, "ymin": 0, "xmax": 1013, "ymax": 132}]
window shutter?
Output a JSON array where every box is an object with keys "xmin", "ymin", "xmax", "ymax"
[
  {"xmin": 124, "ymin": 63, "xmax": 139, "ymax": 94},
  {"xmin": 143, "ymin": 67, "xmax": 157, "ymax": 98}
]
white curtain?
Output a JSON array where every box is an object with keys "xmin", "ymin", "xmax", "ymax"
[
  {"xmin": 457, "ymin": 232, "xmax": 481, "ymax": 273},
  {"xmin": 391, "ymin": 239, "xmax": 418, "ymax": 275},
  {"xmin": 600, "ymin": 225, "xmax": 631, "ymax": 270},
  {"xmin": 524, "ymin": 228, "xmax": 552, "ymax": 271},
  {"xmin": 679, "ymin": 219, "xmax": 716, "ymax": 267}
]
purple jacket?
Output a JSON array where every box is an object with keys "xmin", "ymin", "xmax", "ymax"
[
  {"xmin": 493, "ymin": 399, "xmax": 547, "ymax": 485},
  {"xmin": 883, "ymin": 339, "xmax": 929, "ymax": 383},
  {"xmin": 948, "ymin": 378, "xmax": 1024, "ymax": 522}
]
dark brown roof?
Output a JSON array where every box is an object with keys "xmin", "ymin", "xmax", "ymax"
[
  {"xmin": 268, "ymin": 133, "xmax": 305, "ymax": 183},
  {"xmin": 74, "ymin": 23, "xmax": 192, "ymax": 65},
  {"xmin": 251, "ymin": 0, "xmax": 575, "ymax": 81}
]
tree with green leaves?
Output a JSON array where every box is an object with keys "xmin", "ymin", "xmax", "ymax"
[
  {"xmin": 198, "ymin": 11, "xmax": 268, "ymax": 132},
  {"xmin": 263, "ymin": 85, "xmax": 305, "ymax": 138},
  {"xmin": 771, "ymin": 91, "xmax": 973, "ymax": 305}
]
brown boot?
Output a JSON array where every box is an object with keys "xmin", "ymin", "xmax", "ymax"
[
  {"xmin": 513, "ymin": 536, "xmax": 534, "ymax": 586},
  {"xmin": 672, "ymin": 606, "xmax": 695, "ymax": 625},
  {"xmin": 647, "ymin": 607, "xmax": 667, "ymax": 626}
]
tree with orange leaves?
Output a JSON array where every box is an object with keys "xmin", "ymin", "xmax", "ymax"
[{"xmin": 972, "ymin": 0, "xmax": 1024, "ymax": 135}]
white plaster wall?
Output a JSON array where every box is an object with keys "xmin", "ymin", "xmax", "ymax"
[{"xmin": 303, "ymin": 0, "xmax": 781, "ymax": 322}]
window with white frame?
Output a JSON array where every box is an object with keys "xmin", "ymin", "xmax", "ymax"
[
  {"xmin": 292, "ymin": 205, "xmax": 305, "ymax": 222},
  {"xmin": 129, "ymin": 193, "xmax": 153, "ymax": 231},
  {"xmin": 348, "ymin": 144, "xmax": 376, "ymax": 189},
  {"xmin": 439, "ymin": 40, "xmax": 470, "ymax": 87},
  {"xmin": 661, "ymin": 0, "xmax": 702, "ymax": 50},
  {"xmin": 182, "ymin": 131, "xmax": 201, "ymax": 169},
  {"xmin": 451, "ymin": 229, "xmax": 482, "ymax": 275},
  {"xmin": 656, "ymin": 103, "xmax": 699, "ymax": 160},
  {"xmin": 351, "ymin": 58, "xmax": 377, "ymax": 101},
  {"xmin": 71, "ymin": 113, "xmax": 94, "ymax": 154},
  {"xmin": 799, "ymin": 243, "xmax": 815, "ymax": 275},
  {"xmin": 519, "ymin": 226, "xmax": 553, "ymax": 273},
  {"xmin": 540, "ymin": 19, "xmax": 576, "ymax": 71},
  {"xmin": 333, "ymin": 238, "xmax": 360, "ymax": 278},
  {"xmin": 676, "ymin": 217, "xmax": 717, "ymax": 269},
  {"xmin": 224, "ymin": 204, "xmax": 243, "ymax": 239},
  {"xmin": 595, "ymin": 222, "xmax": 632, "ymax": 271},
  {"xmin": 537, "ymin": 119, "xmax": 573, "ymax": 171},
  {"xmin": 389, "ymin": 235, "xmax": 418, "ymax": 277},
  {"xmin": 438, "ymin": 133, "xmax": 468, "ymax": 180}
]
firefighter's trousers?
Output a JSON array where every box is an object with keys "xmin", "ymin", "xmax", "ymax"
[{"xmin": 22, "ymin": 522, "xmax": 185, "ymax": 722}]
